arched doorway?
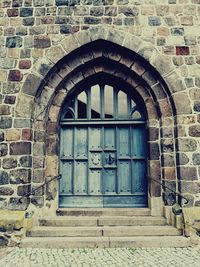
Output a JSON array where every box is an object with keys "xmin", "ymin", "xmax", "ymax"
[
  {"xmin": 17, "ymin": 31, "xmax": 180, "ymax": 216},
  {"xmin": 59, "ymin": 74, "xmax": 148, "ymax": 208}
]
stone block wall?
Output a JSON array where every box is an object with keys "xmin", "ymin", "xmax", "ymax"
[{"xmin": 0, "ymin": 0, "xmax": 200, "ymax": 211}]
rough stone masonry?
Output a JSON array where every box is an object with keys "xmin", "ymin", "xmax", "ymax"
[{"xmin": 0, "ymin": 0, "xmax": 200, "ymax": 246}]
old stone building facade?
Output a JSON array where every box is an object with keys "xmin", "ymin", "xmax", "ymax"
[{"xmin": 0, "ymin": 0, "xmax": 200, "ymax": 247}]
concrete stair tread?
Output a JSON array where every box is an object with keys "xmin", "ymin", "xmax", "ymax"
[
  {"xmin": 21, "ymin": 236, "xmax": 109, "ymax": 248},
  {"xmin": 98, "ymin": 216, "xmax": 166, "ymax": 226},
  {"xmin": 102, "ymin": 225, "xmax": 181, "ymax": 236},
  {"xmin": 39, "ymin": 217, "xmax": 97, "ymax": 226},
  {"xmin": 27, "ymin": 226, "xmax": 102, "ymax": 237},
  {"xmin": 57, "ymin": 208, "xmax": 151, "ymax": 216},
  {"xmin": 20, "ymin": 236, "xmax": 190, "ymax": 248},
  {"xmin": 97, "ymin": 216, "xmax": 165, "ymax": 220},
  {"xmin": 31, "ymin": 225, "xmax": 178, "ymax": 229},
  {"xmin": 39, "ymin": 216, "xmax": 165, "ymax": 221},
  {"xmin": 27, "ymin": 225, "xmax": 182, "ymax": 237},
  {"xmin": 40, "ymin": 216, "xmax": 98, "ymax": 221},
  {"xmin": 39, "ymin": 216, "xmax": 166, "ymax": 227}
]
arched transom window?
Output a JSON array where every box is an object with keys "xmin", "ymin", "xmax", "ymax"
[{"xmin": 61, "ymin": 84, "xmax": 145, "ymax": 121}]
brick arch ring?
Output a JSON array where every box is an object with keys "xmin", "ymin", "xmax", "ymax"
[{"xmin": 15, "ymin": 26, "xmax": 192, "ymax": 209}]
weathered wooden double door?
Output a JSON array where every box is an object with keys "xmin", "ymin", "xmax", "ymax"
[{"xmin": 59, "ymin": 81, "xmax": 148, "ymax": 207}]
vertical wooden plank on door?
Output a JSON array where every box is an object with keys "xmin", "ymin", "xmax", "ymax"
[
  {"xmin": 118, "ymin": 126, "xmax": 131, "ymax": 194},
  {"xmin": 75, "ymin": 127, "xmax": 87, "ymax": 158},
  {"xmin": 132, "ymin": 125, "xmax": 146, "ymax": 158},
  {"xmin": 104, "ymin": 126, "xmax": 117, "ymax": 196},
  {"xmin": 89, "ymin": 170, "xmax": 101, "ymax": 194},
  {"xmin": 131, "ymin": 125, "xmax": 146, "ymax": 194},
  {"xmin": 118, "ymin": 161, "xmax": 131, "ymax": 194},
  {"xmin": 60, "ymin": 127, "xmax": 74, "ymax": 195},
  {"xmin": 132, "ymin": 161, "xmax": 146, "ymax": 194},
  {"xmin": 104, "ymin": 169, "xmax": 116, "ymax": 194},
  {"xmin": 60, "ymin": 161, "xmax": 73, "ymax": 194},
  {"xmin": 118, "ymin": 127, "xmax": 130, "ymax": 157},
  {"xmin": 90, "ymin": 127, "xmax": 101, "ymax": 149},
  {"xmin": 74, "ymin": 161, "xmax": 88, "ymax": 194},
  {"xmin": 89, "ymin": 127, "xmax": 102, "ymax": 195},
  {"xmin": 104, "ymin": 126, "xmax": 115, "ymax": 149},
  {"xmin": 74, "ymin": 126, "xmax": 88, "ymax": 194},
  {"xmin": 61, "ymin": 127, "xmax": 73, "ymax": 158}
]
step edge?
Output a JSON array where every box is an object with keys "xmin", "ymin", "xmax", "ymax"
[
  {"xmin": 21, "ymin": 236, "xmax": 189, "ymax": 243},
  {"xmin": 39, "ymin": 216, "xmax": 165, "ymax": 220},
  {"xmin": 30, "ymin": 225, "xmax": 180, "ymax": 230}
]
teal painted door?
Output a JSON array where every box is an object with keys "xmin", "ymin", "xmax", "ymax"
[{"xmin": 59, "ymin": 82, "xmax": 147, "ymax": 207}]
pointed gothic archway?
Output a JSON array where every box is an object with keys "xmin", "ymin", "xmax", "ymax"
[{"xmin": 15, "ymin": 26, "xmax": 191, "ymax": 215}]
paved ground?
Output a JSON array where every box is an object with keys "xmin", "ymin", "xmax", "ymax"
[{"xmin": 1, "ymin": 247, "xmax": 200, "ymax": 267}]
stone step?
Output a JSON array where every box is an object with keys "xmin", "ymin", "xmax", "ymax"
[
  {"xmin": 27, "ymin": 226, "xmax": 181, "ymax": 237},
  {"xmin": 20, "ymin": 236, "xmax": 190, "ymax": 248},
  {"xmin": 98, "ymin": 216, "xmax": 166, "ymax": 226},
  {"xmin": 103, "ymin": 226, "xmax": 181, "ymax": 237},
  {"xmin": 39, "ymin": 217, "xmax": 97, "ymax": 227},
  {"xmin": 56, "ymin": 208, "xmax": 151, "ymax": 217},
  {"xmin": 27, "ymin": 226, "xmax": 102, "ymax": 237},
  {"xmin": 39, "ymin": 216, "xmax": 166, "ymax": 227}
]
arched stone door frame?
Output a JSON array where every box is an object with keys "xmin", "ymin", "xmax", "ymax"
[{"xmin": 15, "ymin": 26, "xmax": 191, "ymax": 216}]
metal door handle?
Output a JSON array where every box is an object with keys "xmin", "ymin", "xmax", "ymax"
[{"xmin": 108, "ymin": 154, "xmax": 114, "ymax": 165}]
